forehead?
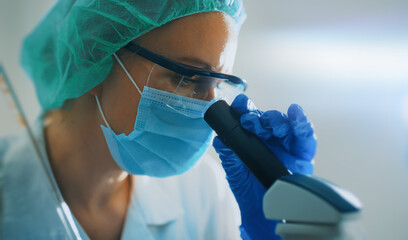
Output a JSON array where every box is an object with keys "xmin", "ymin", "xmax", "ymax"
[{"xmin": 136, "ymin": 12, "xmax": 238, "ymax": 69}]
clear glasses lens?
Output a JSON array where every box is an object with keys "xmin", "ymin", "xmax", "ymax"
[{"xmin": 147, "ymin": 64, "xmax": 244, "ymax": 103}]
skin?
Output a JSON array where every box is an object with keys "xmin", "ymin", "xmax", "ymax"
[{"xmin": 44, "ymin": 11, "xmax": 238, "ymax": 240}]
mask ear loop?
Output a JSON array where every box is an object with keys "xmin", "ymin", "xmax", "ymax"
[
  {"xmin": 113, "ymin": 53, "xmax": 142, "ymax": 95},
  {"xmin": 146, "ymin": 64, "xmax": 157, "ymax": 87},
  {"xmin": 96, "ymin": 54, "xmax": 158, "ymax": 129},
  {"xmin": 95, "ymin": 95, "xmax": 111, "ymax": 129}
]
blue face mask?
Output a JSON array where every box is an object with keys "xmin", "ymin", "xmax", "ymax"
[{"xmin": 95, "ymin": 56, "xmax": 214, "ymax": 177}]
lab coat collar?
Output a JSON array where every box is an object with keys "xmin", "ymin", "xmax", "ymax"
[
  {"xmin": 37, "ymin": 112, "xmax": 185, "ymax": 226},
  {"xmin": 131, "ymin": 175, "xmax": 185, "ymax": 225}
]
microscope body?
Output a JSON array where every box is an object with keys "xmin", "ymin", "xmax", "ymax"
[
  {"xmin": 204, "ymin": 100, "xmax": 364, "ymax": 239},
  {"xmin": 263, "ymin": 174, "xmax": 363, "ymax": 240}
]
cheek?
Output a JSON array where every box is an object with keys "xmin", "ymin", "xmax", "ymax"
[
  {"xmin": 101, "ymin": 68, "xmax": 144, "ymax": 135},
  {"xmin": 145, "ymin": 66, "xmax": 176, "ymax": 92}
]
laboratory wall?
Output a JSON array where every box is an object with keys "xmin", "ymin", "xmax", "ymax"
[{"xmin": 1, "ymin": 1, "xmax": 407, "ymax": 239}]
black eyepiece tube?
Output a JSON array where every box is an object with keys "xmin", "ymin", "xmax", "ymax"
[{"xmin": 204, "ymin": 100, "xmax": 291, "ymax": 189}]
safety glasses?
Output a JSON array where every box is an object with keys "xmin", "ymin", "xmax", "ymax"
[{"xmin": 124, "ymin": 42, "xmax": 247, "ymax": 103}]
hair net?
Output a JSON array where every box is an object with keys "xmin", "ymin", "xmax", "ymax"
[{"xmin": 21, "ymin": 0, "xmax": 246, "ymax": 111}]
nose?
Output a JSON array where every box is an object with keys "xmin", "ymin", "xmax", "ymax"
[{"xmin": 203, "ymin": 86, "xmax": 216, "ymax": 101}]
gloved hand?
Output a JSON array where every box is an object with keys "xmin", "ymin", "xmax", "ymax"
[{"xmin": 213, "ymin": 94, "xmax": 317, "ymax": 240}]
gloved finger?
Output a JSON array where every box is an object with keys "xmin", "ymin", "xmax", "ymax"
[
  {"xmin": 231, "ymin": 94, "xmax": 261, "ymax": 116},
  {"xmin": 241, "ymin": 110, "xmax": 291, "ymax": 141},
  {"xmin": 292, "ymin": 159, "xmax": 314, "ymax": 175},
  {"xmin": 213, "ymin": 137, "xmax": 252, "ymax": 189},
  {"xmin": 287, "ymin": 104, "xmax": 312, "ymax": 137},
  {"xmin": 213, "ymin": 136, "xmax": 235, "ymax": 156},
  {"xmin": 259, "ymin": 110, "xmax": 291, "ymax": 139},
  {"xmin": 213, "ymin": 137, "xmax": 242, "ymax": 170},
  {"xmin": 287, "ymin": 104, "xmax": 317, "ymax": 160},
  {"xmin": 240, "ymin": 112, "xmax": 271, "ymax": 139},
  {"xmin": 264, "ymin": 138, "xmax": 314, "ymax": 174}
]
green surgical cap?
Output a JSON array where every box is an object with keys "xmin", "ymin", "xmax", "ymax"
[{"xmin": 21, "ymin": 0, "xmax": 246, "ymax": 111}]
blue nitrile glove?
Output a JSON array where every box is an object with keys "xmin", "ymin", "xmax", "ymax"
[{"xmin": 213, "ymin": 94, "xmax": 317, "ymax": 240}]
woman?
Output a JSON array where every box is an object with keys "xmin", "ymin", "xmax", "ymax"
[{"xmin": 0, "ymin": 0, "xmax": 316, "ymax": 239}]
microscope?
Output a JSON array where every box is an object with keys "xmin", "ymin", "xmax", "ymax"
[{"xmin": 204, "ymin": 100, "xmax": 364, "ymax": 240}]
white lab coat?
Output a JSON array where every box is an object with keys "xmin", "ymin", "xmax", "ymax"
[{"xmin": 0, "ymin": 119, "xmax": 241, "ymax": 239}]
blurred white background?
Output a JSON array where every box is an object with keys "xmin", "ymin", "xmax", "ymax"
[{"xmin": 1, "ymin": 1, "xmax": 408, "ymax": 239}]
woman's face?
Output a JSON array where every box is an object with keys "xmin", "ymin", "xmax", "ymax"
[{"xmin": 96, "ymin": 12, "xmax": 238, "ymax": 135}]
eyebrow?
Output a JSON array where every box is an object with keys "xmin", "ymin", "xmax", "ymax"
[{"xmin": 174, "ymin": 56, "xmax": 216, "ymax": 72}]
